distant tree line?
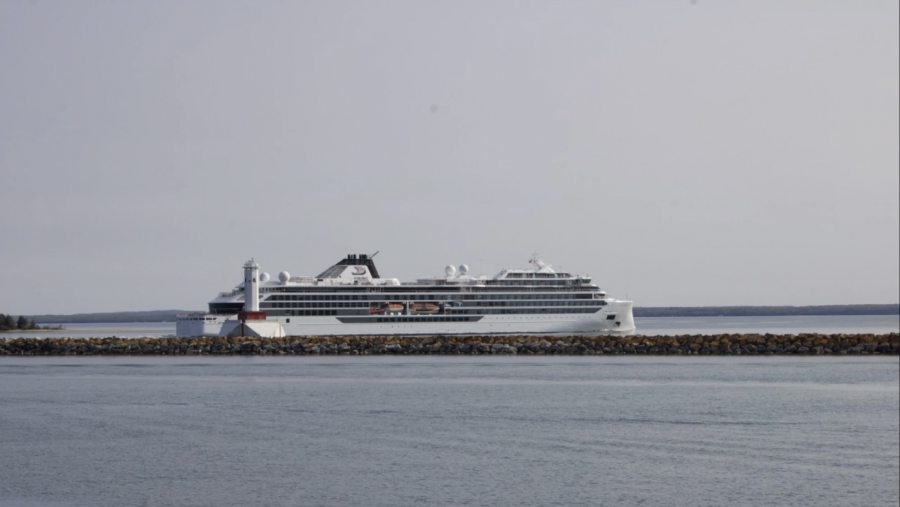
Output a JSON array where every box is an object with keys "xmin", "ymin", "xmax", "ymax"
[
  {"xmin": 634, "ymin": 304, "xmax": 899, "ymax": 318},
  {"xmin": 0, "ymin": 314, "xmax": 38, "ymax": 331},
  {"xmin": 28, "ymin": 310, "xmax": 195, "ymax": 324}
]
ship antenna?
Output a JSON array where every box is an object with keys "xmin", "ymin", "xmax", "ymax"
[{"xmin": 370, "ymin": 250, "xmax": 380, "ymax": 258}]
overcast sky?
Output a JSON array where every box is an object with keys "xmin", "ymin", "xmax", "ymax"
[{"xmin": 1, "ymin": 1, "xmax": 897, "ymax": 314}]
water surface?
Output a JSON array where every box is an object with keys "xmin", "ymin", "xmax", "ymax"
[{"xmin": 1, "ymin": 356, "xmax": 897, "ymax": 507}]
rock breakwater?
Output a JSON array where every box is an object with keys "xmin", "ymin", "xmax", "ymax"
[{"xmin": 1, "ymin": 333, "xmax": 898, "ymax": 356}]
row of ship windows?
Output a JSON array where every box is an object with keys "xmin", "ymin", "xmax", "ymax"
[
  {"xmin": 490, "ymin": 280, "xmax": 578, "ymax": 285},
  {"xmin": 266, "ymin": 293, "xmax": 596, "ymax": 302},
  {"xmin": 262, "ymin": 300, "xmax": 603, "ymax": 309},
  {"xmin": 504, "ymin": 273, "xmax": 572, "ymax": 279},
  {"xmin": 374, "ymin": 317, "xmax": 470, "ymax": 323},
  {"xmin": 449, "ymin": 308, "xmax": 600, "ymax": 315},
  {"xmin": 280, "ymin": 308, "xmax": 601, "ymax": 316},
  {"xmin": 478, "ymin": 300, "xmax": 604, "ymax": 307}
]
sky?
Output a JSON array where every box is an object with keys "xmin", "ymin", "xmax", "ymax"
[{"xmin": 1, "ymin": 1, "xmax": 898, "ymax": 314}]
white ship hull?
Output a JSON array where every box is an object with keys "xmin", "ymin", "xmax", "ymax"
[
  {"xmin": 175, "ymin": 314, "xmax": 225, "ymax": 338},
  {"xmin": 177, "ymin": 301, "xmax": 635, "ymax": 337}
]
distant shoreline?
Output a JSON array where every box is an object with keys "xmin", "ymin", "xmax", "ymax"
[
  {"xmin": 0, "ymin": 326, "xmax": 64, "ymax": 333},
  {"xmin": 20, "ymin": 304, "xmax": 900, "ymax": 324},
  {"xmin": 634, "ymin": 304, "xmax": 900, "ymax": 318}
]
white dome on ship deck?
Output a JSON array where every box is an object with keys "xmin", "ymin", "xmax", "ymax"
[
  {"xmin": 259, "ymin": 272, "xmax": 270, "ymax": 282},
  {"xmin": 445, "ymin": 265, "xmax": 456, "ymax": 277},
  {"xmin": 459, "ymin": 264, "xmax": 469, "ymax": 275},
  {"xmin": 278, "ymin": 271, "xmax": 291, "ymax": 283}
]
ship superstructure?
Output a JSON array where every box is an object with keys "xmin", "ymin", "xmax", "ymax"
[{"xmin": 176, "ymin": 253, "xmax": 635, "ymax": 337}]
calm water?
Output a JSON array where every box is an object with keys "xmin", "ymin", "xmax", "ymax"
[
  {"xmin": 0, "ymin": 356, "xmax": 897, "ymax": 507},
  {"xmin": 635, "ymin": 314, "xmax": 900, "ymax": 336},
  {"xmin": 4, "ymin": 315, "xmax": 899, "ymax": 339}
]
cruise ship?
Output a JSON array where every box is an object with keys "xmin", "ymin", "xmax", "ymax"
[{"xmin": 175, "ymin": 253, "xmax": 635, "ymax": 337}]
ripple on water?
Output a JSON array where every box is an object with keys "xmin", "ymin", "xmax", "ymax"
[{"xmin": 0, "ymin": 356, "xmax": 897, "ymax": 507}]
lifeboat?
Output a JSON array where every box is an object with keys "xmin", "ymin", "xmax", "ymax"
[
  {"xmin": 410, "ymin": 302, "xmax": 439, "ymax": 314},
  {"xmin": 384, "ymin": 303, "xmax": 405, "ymax": 314}
]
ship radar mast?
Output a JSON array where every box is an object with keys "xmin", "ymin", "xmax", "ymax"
[{"xmin": 529, "ymin": 252, "xmax": 555, "ymax": 273}]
